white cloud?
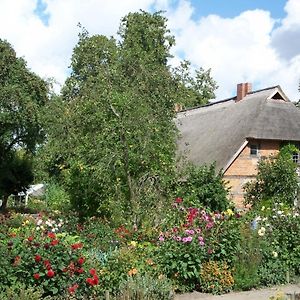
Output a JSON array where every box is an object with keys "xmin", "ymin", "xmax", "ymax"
[
  {"xmin": 0, "ymin": 0, "xmax": 299, "ymax": 101},
  {"xmin": 166, "ymin": 0, "xmax": 300, "ymax": 101},
  {"xmin": 0, "ymin": 0, "xmax": 156, "ymax": 90}
]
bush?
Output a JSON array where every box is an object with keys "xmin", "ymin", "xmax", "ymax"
[
  {"xmin": 233, "ymin": 224, "xmax": 262, "ymax": 290},
  {"xmin": 155, "ymin": 199, "xmax": 240, "ymax": 291},
  {"xmin": 0, "ymin": 214, "xmax": 100, "ymax": 298},
  {"xmin": 44, "ymin": 182, "xmax": 71, "ymax": 212},
  {"xmin": 244, "ymin": 145, "xmax": 299, "ymax": 207},
  {"xmin": 117, "ymin": 274, "xmax": 174, "ymax": 300},
  {"xmin": 0, "ymin": 284, "xmax": 50, "ymax": 300},
  {"xmin": 176, "ymin": 164, "xmax": 230, "ymax": 211},
  {"xmin": 200, "ymin": 261, "xmax": 234, "ymax": 294}
]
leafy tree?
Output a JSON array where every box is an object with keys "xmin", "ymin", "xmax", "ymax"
[
  {"xmin": 0, "ymin": 39, "xmax": 48, "ymax": 210},
  {"xmin": 39, "ymin": 11, "xmax": 217, "ymax": 223},
  {"xmin": 244, "ymin": 144, "xmax": 299, "ymax": 207},
  {"xmin": 0, "ymin": 151, "xmax": 33, "ymax": 209}
]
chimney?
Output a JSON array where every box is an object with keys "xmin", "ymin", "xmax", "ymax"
[{"xmin": 236, "ymin": 83, "xmax": 252, "ymax": 102}]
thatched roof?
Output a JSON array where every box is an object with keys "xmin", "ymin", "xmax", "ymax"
[{"xmin": 176, "ymin": 85, "xmax": 300, "ymax": 171}]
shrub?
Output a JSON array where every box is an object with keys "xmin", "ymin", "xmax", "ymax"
[
  {"xmin": 233, "ymin": 224, "xmax": 262, "ymax": 290},
  {"xmin": 200, "ymin": 260, "xmax": 234, "ymax": 294},
  {"xmin": 117, "ymin": 273, "xmax": 174, "ymax": 300},
  {"xmin": 244, "ymin": 144, "xmax": 299, "ymax": 207},
  {"xmin": 0, "ymin": 284, "xmax": 50, "ymax": 300},
  {"xmin": 44, "ymin": 182, "xmax": 71, "ymax": 212},
  {"xmin": 176, "ymin": 164, "xmax": 230, "ymax": 211},
  {"xmin": 0, "ymin": 215, "xmax": 100, "ymax": 298},
  {"xmin": 155, "ymin": 199, "xmax": 240, "ymax": 291}
]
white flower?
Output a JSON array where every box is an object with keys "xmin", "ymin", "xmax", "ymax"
[
  {"xmin": 272, "ymin": 251, "xmax": 278, "ymax": 258},
  {"xmin": 277, "ymin": 210, "xmax": 283, "ymax": 215},
  {"xmin": 255, "ymin": 216, "xmax": 262, "ymax": 222},
  {"xmin": 37, "ymin": 219, "xmax": 43, "ymax": 226},
  {"xmin": 258, "ymin": 227, "xmax": 266, "ymax": 236},
  {"xmin": 262, "ymin": 217, "xmax": 268, "ymax": 221}
]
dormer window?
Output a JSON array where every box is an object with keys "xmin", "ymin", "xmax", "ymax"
[{"xmin": 250, "ymin": 144, "xmax": 260, "ymax": 156}]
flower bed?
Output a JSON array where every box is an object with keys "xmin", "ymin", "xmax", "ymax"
[{"xmin": 0, "ymin": 199, "xmax": 299, "ymax": 298}]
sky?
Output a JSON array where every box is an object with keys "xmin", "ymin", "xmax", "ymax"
[{"xmin": 1, "ymin": 0, "xmax": 300, "ymax": 101}]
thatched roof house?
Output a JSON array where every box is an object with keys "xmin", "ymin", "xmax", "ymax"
[{"xmin": 176, "ymin": 83, "xmax": 300, "ymax": 207}]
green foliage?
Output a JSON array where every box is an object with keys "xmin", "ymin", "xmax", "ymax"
[
  {"xmin": 0, "ymin": 284, "xmax": 49, "ymax": 300},
  {"xmin": 0, "ymin": 39, "xmax": 48, "ymax": 210},
  {"xmin": 39, "ymin": 11, "xmax": 217, "ymax": 223},
  {"xmin": 117, "ymin": 274, "xmax": 174, "ymax": 300},
  {"xmin": 44, "ymin": 182, "xmax": 71, "ymax": 212},
  {"xmin": 199, "ymin": 261, "xmax": 234, "ymax": 294},
  {"xmin": 0, "ymin": 151, "xmax": 34, "ymax": 210},
  {"xmin": 173, "ymin": 60, "xmax": 218, "ymax": 109},
  {"xmin": 233, "ymin": 224, "xmax": 262, "ymax": 290},
  {"xmin": 176, "ymin": 164, "xmax": 230, "ymax": 211},
  {"xmin": 155, "ymin": 201, "xmax": 240, "ymax": 292},
  {"xmin": 244, "ymin": 145, "xmax": 299, "ymax": 207}
]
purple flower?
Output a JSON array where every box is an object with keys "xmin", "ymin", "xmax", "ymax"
[
  {"xmin": 185, "ymin": 229, "xmax": 195, "ymax": 235},
  {"xmin": 182, "ymin": 236, "xmax": 193, "ymax": 243},
  {"xmin": 206, "ymin": 222, "xmax": 214, "ymax": 229}
]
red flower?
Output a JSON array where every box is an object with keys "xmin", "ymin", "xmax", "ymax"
[
  {"xmin": 68, "ymin": 284, "xmax": 79, "ymax": 294},
  {"xmin": 28, "ymin": 236, "xmax": 34, "ymax": 242},
  {"xmin": 77, "ymin": 267, "xmax": 84, "ymax": 274},
  {"xmin": 92, "ymin": 275, "xmax": 99, "ymax": 285},
  {"xmin": 44, "ymin": 260, "xmax": 51, "ymax": 270},
  {"xmin": 47, "ymin": 269, "xmax": 55, "ymax": 278},
  {"xmin": 77, "ymin": 257, "xmax": 85, "ymax": 265},
  {"xmin": 47, "ymin": 232, "xmax": 56, "ymax": 239},
  {"xmin": 86, "ymin": 278, "xmax": 94, "ymax": 286},
  {"xmin": 33, "ymin": 273, "xmax": 40, "ymax": 280},
  {"xmin": 35, "ymin": 255, "xmax": 42, "ymax": 262},
  {"xmin": 89, "ymin": 268, "xmax": 96, "ymax": 276},
  {"xmin": 71, "ymin": 242, "xmax": 83, "ymax": 250},
  {"xmin": 50, "ymin": 239, "xmax": 59, "ymax": 246},
  {"xmin": 175, "ymin": 197, "xmax": 183, "ymax": 203}
]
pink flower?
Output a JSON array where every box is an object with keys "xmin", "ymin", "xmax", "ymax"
[
  {"xmin": 175, "ymin": 197, "xmax": 183, "ymax": 203},
  {"xmin": 158, "ymin": 235, "xmax": 165, "ymax": 242}
]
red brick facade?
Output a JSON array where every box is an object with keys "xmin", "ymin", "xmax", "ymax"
[{"xmin": 224, "ymin": 139, "xmax": 280, "ymax": 208}]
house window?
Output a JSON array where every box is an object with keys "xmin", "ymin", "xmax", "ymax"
[
  {"xmin": 293, "ymin": 153, "xmax": 300, "ymax": 164},
  {"xmin": 250, "ymin": 144, "xmax": 259, "ymax": 156}
]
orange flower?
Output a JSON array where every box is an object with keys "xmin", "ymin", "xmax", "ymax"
[{"xmin": 128, "ymin": 268, "xmax": 138, "ymax": 276}]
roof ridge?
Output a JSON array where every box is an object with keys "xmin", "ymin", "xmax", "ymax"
[{"xmin": 177, "ymin": 85, "xmax": 280, "ymax": 114}]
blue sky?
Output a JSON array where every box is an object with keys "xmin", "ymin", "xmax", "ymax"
[
  {"xmin": 2, "ymin": 0, "xmax": 300, "ymax": 101},
  {"xmin": 189, "ymin": 0, "xmax": 287, "ymax": 19}
]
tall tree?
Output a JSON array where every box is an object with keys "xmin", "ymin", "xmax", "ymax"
[
  {"xmin": 0, "ymin": 39, "xmax": 48, "ymax": 210},
  {"xmin": 40, "ymin": 11, "xmax": 217, "ymax": 223}
]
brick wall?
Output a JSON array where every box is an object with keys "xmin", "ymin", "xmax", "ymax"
[{"xmin": 224, "ymin": 139, "xmax": 280, "ymax": 208}]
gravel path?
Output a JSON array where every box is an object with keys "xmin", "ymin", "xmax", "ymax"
[{"xmin": 175, "ymin": 284, "xmax": 300, "ymax": 300}]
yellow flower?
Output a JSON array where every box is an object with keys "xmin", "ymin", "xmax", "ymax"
[
  {"xmin": 226, "ymin": 209, "xmax": 234, "ymax": 216},
  {"xmin": 129, "ymin": 241, "xmax": 137, "ymax": 247}
]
